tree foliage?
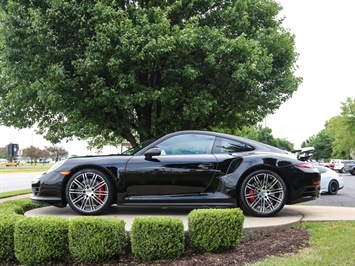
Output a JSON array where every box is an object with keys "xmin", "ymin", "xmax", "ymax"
[
  {"xmin": 232, "ymin": 124, "xmax": 294, "ymax": 151},
  {"xmin": 302, "ymin": 128, "xmax": 334, "ymax": 161},
  {"xmin": 327, "ymin": 97, "xmax": 355, "ymax": 158},
  {"xmin": 0, "ymin": 0, "xmax": 301, "ymax": 147},
  {"xmin": 46, "ymin": 146, "xmax": 69, "ymax": 162},
  {"xmin": 302, "ymin": 97, "xmax": 355, "ymax": 160},
  {"xmin": 21, "ymin": 145, "xmax": 68, "ymax": 162},
  {"xmin": 22, "ymin": 146, "xmax": 49, "ymax": 163}
]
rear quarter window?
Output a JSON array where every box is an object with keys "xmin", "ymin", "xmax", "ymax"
[{"xmin": 215, "ymin": 137, "xmax": 255, "ymax": 153}]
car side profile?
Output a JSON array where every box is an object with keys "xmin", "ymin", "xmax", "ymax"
[{"xmin": 31, "ymin": 130, "xmax": 321, "ymax": 217}]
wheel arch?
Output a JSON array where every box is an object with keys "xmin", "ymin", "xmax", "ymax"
[
  {"xmin": 235, "ymin": 164, "xmax": 293, "ymax": 205},
  {"xmin": 61, "ymin": 165, "xmax": 119, "ymax": 206}
]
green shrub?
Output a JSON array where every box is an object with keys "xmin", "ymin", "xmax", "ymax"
[
  {"xmin": 188, "ymin": 208, "xmax": 244, "ymax": 252},
  {"xmin": 0, "ymin": 202, "xmax": 25, "ymax": 215},
  {"xmin": 0, "ymin": 198, "xmax": 45, "ymax": 216},
  {"xmin": 14, "ymin": 217, "xmax": 69, "ymax": 265},
  {"xmin": 69, "ymin": 217, "xmax": 127, "ymax": 263},
  {"xmin": 130, "ymin": 216, "xmax": 184, "ymax": 261},
  {"xmin": 4, "ymin": 198, "xmax": 46, "ymax": 212},
  {"xmin": 0, "ymin": 214, "xmax": 24, "ymax": 262}
]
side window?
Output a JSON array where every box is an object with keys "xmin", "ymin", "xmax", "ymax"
[
  {"xmin": 216, "ymin": 137, "xmax": 255, "ymax": 153},
  {"xmin": 157, "ymin": 134, "xmax": 215, "ymax": 155}
]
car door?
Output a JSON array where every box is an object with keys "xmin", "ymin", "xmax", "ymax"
[{"xmin": 123, "ymin": 133, "xmax": 218, "ymax": 196}]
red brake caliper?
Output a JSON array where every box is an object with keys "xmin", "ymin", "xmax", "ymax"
[
  {"xmin": 248, "ymin": 188, "xmax": 255, "ymax": 203},
  {"xmin": 97, "ymin": 182, "xmax": 105, "ymax": 202}
]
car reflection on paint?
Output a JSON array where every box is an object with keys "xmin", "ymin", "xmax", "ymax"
[{"xmin": 31, "ymin": 130, "xmax": 321, "ymax": 217}]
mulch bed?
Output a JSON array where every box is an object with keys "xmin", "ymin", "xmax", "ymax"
[{"xmin": 13, "ymin": 227, "xmax": 308, "ymax": 266}]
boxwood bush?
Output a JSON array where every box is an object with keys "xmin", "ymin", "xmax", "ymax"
[
  {"xmin": 0, "ymin": 214, "xmax": 24, "ymax": 262},
  {"xmin": 188, "ymin": 208, "xmax": 244, "ymax": 252},
  {"xmin": 4, "ymin": 198, "xmax": 47, "ymax": 212},
  {"xmin": 0, "ymin": 198, "xmax": 45, "ymax": 216},
  {"xmin": 130, "ymin": 216, "xmax": 185, "ymax": 261},
  {"xmin": 69, "ymin": 217, "xmax": 127, "ymax": 263},
  {"xmin": 0, "ymin": 202, "xmax": 25, "ymax": 215},
  {"xmin": 14, "ymin": 217, "xmax": 69, "ymax": 265}
]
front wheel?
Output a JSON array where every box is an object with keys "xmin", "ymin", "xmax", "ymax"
[
  {"xmin": 65, "ymin": 169, "xmax": 114, "ymax": 215},
  {"xmin": 238, "ymin": 170, "xmax": 287, "ymax": 217}
]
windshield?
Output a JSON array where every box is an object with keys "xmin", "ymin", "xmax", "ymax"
[{"xmin": 122, "ymin": 137, "xmax": 158, "ymax": 155}]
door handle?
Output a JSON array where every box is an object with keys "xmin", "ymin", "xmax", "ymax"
[{"xmin": 198, "ymin": 163, "xmax": 214, "ymax": 170}]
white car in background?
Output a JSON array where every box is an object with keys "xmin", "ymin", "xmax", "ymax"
[{"xmin": 316, "ymin": 166, "xmax": 344, "ymax": 195}]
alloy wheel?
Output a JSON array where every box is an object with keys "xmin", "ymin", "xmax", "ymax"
[
  {"xmin": 66, "ymin": 170, "xmax": 112, "ymax": 214},
  {"xmin": 240, "ymin": 171, "xmax": 286, "ymax": 217}
]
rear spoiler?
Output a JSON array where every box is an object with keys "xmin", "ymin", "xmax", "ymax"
[{"xmin": 291, "ymin": 147, "xmax": 314, "ymax": 162}]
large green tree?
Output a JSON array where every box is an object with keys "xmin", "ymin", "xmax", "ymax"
[
  {"xmin": 301, "ymin": 129, "xmax": 334, "ymax": 161},
  {"xmin": 327, "ymin": 97, "xmax": 355, "ymax": 158},
  {"xmin": 0, "ymin": 0, "xmax": 301, "ymax": 147}
]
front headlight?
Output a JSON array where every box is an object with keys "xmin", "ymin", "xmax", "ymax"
[
  {"xmin": 31, "ymin": 175, "xmax": 41, "ymax": 184},
  {"xmin": 46, "ymin": 159, "xmax": 67, "ymax": 174}
]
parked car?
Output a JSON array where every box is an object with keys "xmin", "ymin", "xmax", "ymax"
[
  {"xmin": 1, "ymin": 161, "xmax": 19, "ymax": 167},
  {"xmin": 334, "ymin": 160, "xmax": 355, "ymax": 173},
  {"xmin": 344, "ymin": 161, "xmax": 355, "ymax": 175},
  {"xmin": 31, "ymin": 130, "xmax": 321, "ymax": 217},
  {"xmin": 328, "ymin": 159, "xmax": 342, "ymax": 170},
  {"xmin": 316, "ymin": 166, "xmax": 344, "ymax": 195}
]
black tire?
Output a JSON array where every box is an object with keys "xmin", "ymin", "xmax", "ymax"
[
  {"xmin": 238, "ymin": 170, "xmax": 287, "ymax": 217},
  {"xmin": 328, "ymin": 180, "xmax": 339, "ymax": 195},
  {"xmin": 351, "ymin": 169, "xmax": 355, "ymax": 175},
  {"xmin": 65, "ymin": 169, "xmax": 114, "ymax": 215}
]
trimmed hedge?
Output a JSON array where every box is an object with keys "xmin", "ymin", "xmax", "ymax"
[
  {"xmin": 0, "ymin": 198, "xmax": 46, "ymax": 215},
  {"xmin": 14, "ymin": 217, "xmax": 69, "ymax": 265},
  {"xmin": 0, "ymin": 214, "xmax": 24, "ymax": 262},
  {"xmin": 130, "ymin": 216, "xmax": 185, "ymax": 261},
  {"xmin": 1, "ymin": 198, "xmax": 246, "ymax": 264},
  {"xmin": 188, "ymin": 208, "xmax": 244, "ymax": 252},
  {"xmin": 0, "ymin": 202, "xmax": 25, "ymax": 215},
  {"xmin": 4, "ymin": 198, "xmax": 47, "ymax": 212},
  {"xmin": 69, "ymin": 217, "xmax": 127, "ymax": 263}
]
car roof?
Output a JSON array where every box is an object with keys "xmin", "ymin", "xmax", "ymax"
[{"xmin": 161, "ymin": 130, "xmax": 288, "ymax": 154}]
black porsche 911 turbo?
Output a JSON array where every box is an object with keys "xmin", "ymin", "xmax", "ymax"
[{"xmin": 31, "ymin": 130, "xmax": 320, "ymax": 217}]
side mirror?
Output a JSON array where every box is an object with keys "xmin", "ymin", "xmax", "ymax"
[{"xmin": 144, "ymin": 148, "xmax": 161, "ymax": 160}]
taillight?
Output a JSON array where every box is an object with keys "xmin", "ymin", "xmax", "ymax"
[
  {"xmin": 313, "ymin": 180, "xmax": 320, "ymax": 185},
  {"xmin": 295, "ymin": 163, "xmax": 315, "ymax": 169}
]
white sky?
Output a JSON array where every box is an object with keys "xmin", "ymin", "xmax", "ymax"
[
  {"xmin": 267, "ymin": 0, "xmax": 355, "ymax": 147},
  {"xmin": 1, "ymin": 0, "xmax": 355, "ymax": 155}
]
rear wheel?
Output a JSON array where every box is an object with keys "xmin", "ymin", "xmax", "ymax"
[
  {"xmin": 238, "ymin": 170, "xmax": 287, "ymax": 217},
  {"xmin": 328, "ymin": 180, "xmax": 339, "ymax": 195},
  {"xmin": 65, "ymin": 169, "xmax": 114, "ymax": 215},
  {"xmin": 351, "ymin": 169, "xmax": 355, "ymax": 175}
]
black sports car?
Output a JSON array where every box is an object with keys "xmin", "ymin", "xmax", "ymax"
[{"xmin": 31, "ymin": 130, "xmax": 320, "ymax": 217}]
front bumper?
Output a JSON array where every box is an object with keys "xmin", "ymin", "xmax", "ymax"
[{"xmin": 31, "ymin": 171, "xmax": 67, "ymax": 208}]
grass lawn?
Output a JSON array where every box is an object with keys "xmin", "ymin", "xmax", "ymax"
[
  {"xmin": 0, "ymin": 189, "xmax": 32, "ymax": 199},
  {"xmin": 248, "ymin": 221, "xmax": 355, "ymax": 265},
  {"xmin": 0, "ymin": 163, "xmax": 53, "ymax": 173}
]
